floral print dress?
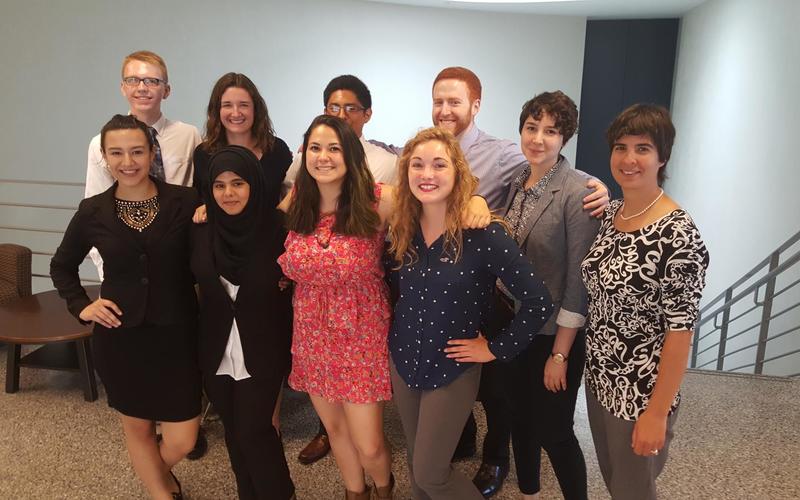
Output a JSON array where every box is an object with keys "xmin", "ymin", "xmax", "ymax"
[{"xmin": 278, "ymin": 185, "xmax": 392, "ymax": 403}]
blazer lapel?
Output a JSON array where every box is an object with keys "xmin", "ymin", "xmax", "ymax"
[
  {"xmin": 516, "ymin": 160, "xmax": 570, "ymax": 244},
  {"xmin": 517, "ymin": 188, "xmax": 555, "ymax": 244},
  {"xmin": 144, "ymin": 179, "xmax": 181, "ymax": 251}
]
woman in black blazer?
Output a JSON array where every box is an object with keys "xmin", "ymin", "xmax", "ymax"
[
  {"xmin": 190, "ymin": 145, "xmax": 294, "ymax": 500},
  {"xmin": 50, "ymin": 115, "xmax": 200, "ymax": 500}
]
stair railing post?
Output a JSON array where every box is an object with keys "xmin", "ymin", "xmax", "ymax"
[
  {"xmin": 754, "ymin": 252, "xmax": 780, "ymax": 374},
  {"xmin": 715, "ymin": 288, "xmax": 734, "ymax": 371}
]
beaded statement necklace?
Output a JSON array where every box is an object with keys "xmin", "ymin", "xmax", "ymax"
[{"xmin": 115, "ymin": 195, "xmax": 159, "ymax": 232}]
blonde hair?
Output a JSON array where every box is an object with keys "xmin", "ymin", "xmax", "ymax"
[
  {"xmin": 121, "ymin": 50, "xmax": 168, "ymax": 82},
  {"xmin": 389, "ymin": 127, "xmax": 478, "ymax": 268}
]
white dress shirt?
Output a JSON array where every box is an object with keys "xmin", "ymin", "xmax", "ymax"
[
  {"xmin": 85, "ymin": 114, "xmax": 201, "ymax": 278},
  {"xmin": 283, "ymin": 135, "xmax": 398, "ymax": 191},
  {"xmin": 215, "ymin": 275, "xmax": 252, "ymax": 381}
]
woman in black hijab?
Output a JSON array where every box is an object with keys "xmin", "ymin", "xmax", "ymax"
[{"xmin": 190, "ymin": 145, "xmax": 295, "ymax": 500}]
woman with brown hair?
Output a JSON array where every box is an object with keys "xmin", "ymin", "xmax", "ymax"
[
  {"xmin": 581, "ymin": 104, "xmax": 709, "ymax": 500},
  {"xmin": 51, "ymin": 115, "xmax": 200, "ymax": 499},
  {"xmin": 501, "ymin": 91, "xmax": 599, "ymax": 500},
  {"xmin": 387, "ymin": 127, "xmax": 553, "ymax": 500},
  {"xmin": 193, "ymin": 72, "xmax": 292, "ymax": 208},
  {"xmin": 278, "ymin": 114, "xmax": 397, "ymax": 500}
]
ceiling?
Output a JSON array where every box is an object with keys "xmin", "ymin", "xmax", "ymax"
[{"xmin": 362, "ymin": 0, "xmax": 709, "ymax": 19}]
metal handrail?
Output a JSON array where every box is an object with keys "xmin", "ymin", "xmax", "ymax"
[
  {"xmin": 1, "ymin": 179, "xmax": 93, "ymax": 285},
  {"xmin": 0, "ymin": 178, "xmax": 84, "ymax": 187},
  {"xmin": 691, "ymin": 227, "xmax": 800, "ymax": 376},
  {"xmin": 0, "ymin": 202, "xmax": 78, "ymax": 210}
]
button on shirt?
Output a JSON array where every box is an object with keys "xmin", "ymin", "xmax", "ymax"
[{"xmin": 389, "ymin": 222, "xmax": 554, "ymax": 390}]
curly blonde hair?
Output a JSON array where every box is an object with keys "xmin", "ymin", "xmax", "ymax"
[{"xmin": 389, "ymin": 127, "xmax": 478, "ymax": 267}]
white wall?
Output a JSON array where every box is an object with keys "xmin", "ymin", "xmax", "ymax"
[
  {"xmin": 0, "ymin": 0, "xmax": 586, "ymax": 289},
  {"xmin": 670, "ymin": 0, "xmax": 800, "ymax": 374},
  {"xmin": 0, "ymin": 0, "xmax": 585, "ymax": 180}
]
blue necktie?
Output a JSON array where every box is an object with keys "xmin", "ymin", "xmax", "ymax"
[{"xmin": 148, "ymin": 127, "xmax": 166, "ymax": 181}]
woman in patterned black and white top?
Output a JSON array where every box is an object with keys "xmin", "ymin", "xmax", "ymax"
[{"xmin": 581, "ymin": 104, "xmax": 709, "ymax": 500}]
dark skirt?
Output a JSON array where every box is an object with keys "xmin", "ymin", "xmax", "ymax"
[{"xmin": 91, "ymin": 321, "xmax": 201, "ymax": 422}]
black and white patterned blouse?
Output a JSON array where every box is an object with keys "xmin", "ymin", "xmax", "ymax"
[{"xmin": 581, "ymin": 200, "xmax": 709, "ymax": 421}]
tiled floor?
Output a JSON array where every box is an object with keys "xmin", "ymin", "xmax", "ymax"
[{"xmin": 1, "ymin": 344, "xmax": 798, "ymax": 499}]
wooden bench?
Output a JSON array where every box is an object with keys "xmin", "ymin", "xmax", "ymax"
[{"xmin": 1, "ymin": 286, "xmax": 99, "ymax": 401}]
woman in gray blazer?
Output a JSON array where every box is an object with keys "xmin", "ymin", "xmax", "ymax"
[{"xmin": 499, "ymin": 92, "xmax": 600, "ymax": 500}]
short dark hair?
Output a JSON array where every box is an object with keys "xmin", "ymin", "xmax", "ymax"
[
  {"xmin": 518, "ymin": 91, "xmax": 578, "ymax": 144},
  {"xmin": 323, "ymin": 75, "xmax": 372, "ymax": 109},
  {"xmin": 286, "ymin": 115, "xmax": 380, "ymax": 238},
  {"xmin": 100, "ymin": 114, "xmax": 153, "ymax": 152},
  {"xmin": 606, "ymin": 104, "xmax": 675, "ymax": 186}
]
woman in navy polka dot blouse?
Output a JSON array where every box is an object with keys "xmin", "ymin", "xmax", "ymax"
[{"xmin": 387, "ymin": 127, "xmax": 554, "ymax": 499}]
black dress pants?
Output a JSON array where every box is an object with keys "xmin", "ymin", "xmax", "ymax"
[
  {"xmin": 509, "ymin": 332, "xmax": 587, "ymax": 498},
  {"xmin": 204, "ymin": 373, "xmax": 294, "ymax": 500}
]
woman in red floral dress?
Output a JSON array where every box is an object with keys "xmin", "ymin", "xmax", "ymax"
[{"xmin": 278, "ymin": 115, "xmax": 396, "ymax": 499}]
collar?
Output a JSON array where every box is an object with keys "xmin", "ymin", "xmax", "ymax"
[
  {"xmin": 150, "ymin": 114, "xmax": 168, "ymax": 135},
  {"xmin": 459, "ymin": 124, "xmax": 480, "ymax": 152},
  {"xmin": 512, "ymin": 155, "xmax": 566, "ymax": 194},
  {"xmin": 128, "ymin": 111, "xmax": 167, "ymax": 134}
]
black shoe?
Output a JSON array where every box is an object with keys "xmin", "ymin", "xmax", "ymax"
[
  {"xmin": 169, "ymin": 470, "xmax": 183, "ymax": 500},
  {"xmin": 186, "ymin": 427, "xmax": 208, "ymax": 460},
  {"xmin": 472, "ymin": 462, "xmax": 509, "ymax": 498},
  {"xmin": 451, "ymin": 440, "xmax": 477, "ymax": 462}
]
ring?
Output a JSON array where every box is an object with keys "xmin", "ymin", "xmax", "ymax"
[{"xmin": 650, "ymin": 449, "xmax": 659, "ymax": 456}]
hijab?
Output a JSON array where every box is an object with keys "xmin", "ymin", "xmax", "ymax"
[{"xmin": 206, "ymin": 145, "xmax": 265, "ymax": 285}]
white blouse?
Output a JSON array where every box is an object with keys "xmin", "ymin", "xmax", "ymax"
[{"xmin": 215, "ymin": 275, "xmax": 252, "ymax": 380}]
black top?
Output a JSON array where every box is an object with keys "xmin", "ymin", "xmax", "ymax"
[
  {"xmin": 581, "ymin": 200, "xmax": 709, "ymax": 421},
  {"xmin": 389, "ymin": 222, "xmax": 554, "ymax": 390},
  {"xmin": 50, "ymin": 179, "xmax": 199, "ymax": 327},
  {"xmin": 193, "ymin": 137, "xmax": 292, "ymax": 208}
]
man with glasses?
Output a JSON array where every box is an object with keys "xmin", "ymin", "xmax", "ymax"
[
  {"xmin": 283, "ymin": 75, "xmax": 397, "ymax": 466},
  {"xmin": 83, "ymin": 50, "xmax": 205, "ymax": 459},
  {"xmin": 85, "ymin": 50, "xmax": 200, "ymax": 200},
  {"xmin": 283, "ymin": 74, "xmax": 397, "ymax": 188}
]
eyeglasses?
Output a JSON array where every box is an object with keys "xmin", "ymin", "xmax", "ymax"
[
  {"xmin": 122, "ymin": 76, "xmax": 166, "ymax": 88},
  {"xmin": 326, "ymin": 104, "xmax": 366, "ymax": 114}
]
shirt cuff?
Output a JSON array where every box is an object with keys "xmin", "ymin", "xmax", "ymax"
[{"xmin": 556, "ymin": 308, "xmax": 586, "ymax": 329}]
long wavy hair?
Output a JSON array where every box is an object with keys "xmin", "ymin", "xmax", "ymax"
[
  {"xmin": 389, "ymin": 127, "xmax": 478, "ymax": 267},
  {"xmin": 200, "ymin": 73, "xmax": 276, "ymax": 155},
  {"xmin": 286, "ymin": 115, "xmax": 380, "ymax": 237}
]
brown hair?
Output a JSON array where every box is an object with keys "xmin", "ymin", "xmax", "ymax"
[
  {"xmin": 389, "ymin": 127, "xmax": 479, "ymax": 267},
  {"xmin": 121, "ymin": 50, "xmax": 168, "ymax": 82},
  {"xmin": 519, "ymin": 91, "xmax": 578, "ymax": 144},
  {"xmin": 606, "ymin": 103, "xmax": 675, "ymax": 186},
  {"xmin": 200, "ymin": 73, "xmax": 276, "ymax": 155},
  {"xmin": 100, "ymin": 114, "xmax": 153, "ymax": 152},
  {"xmin": 286, "ymin": 115, "xmax": 380, "ymax": 238},
  {"xmin": 433, "ymin": 67, "xmax": 482, "ymax": 102}
]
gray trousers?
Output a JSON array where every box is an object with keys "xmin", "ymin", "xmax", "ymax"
[
  {"xmin": 586, "ymin": 389, "xmax": 678, "ymax": 500},
  {"xmin": 390, "ymin": 361, "xmax": 483, "ymax": 500}
]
